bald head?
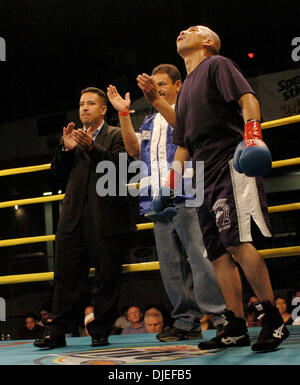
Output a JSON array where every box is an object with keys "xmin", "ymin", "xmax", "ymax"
[
  {"xmin": 177, "ymin": 25, "xmax": 221, "ymax": 55},
  {"xmin": 177, "ymin": 25, "xmax": 221, "ymax": 73},
  {"xmin": 197, "ymin": 26, "xmax": 221, "ymax": 54}
]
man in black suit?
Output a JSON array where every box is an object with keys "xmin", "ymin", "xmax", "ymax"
[{"xmin": 34, "ymin": 87, "xmax": 136, "ymax": 348}]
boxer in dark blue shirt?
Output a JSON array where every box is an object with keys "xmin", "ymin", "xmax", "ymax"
[{"xmin": 154, "ymin": 25, "xmax": 289, "ymax": 352}]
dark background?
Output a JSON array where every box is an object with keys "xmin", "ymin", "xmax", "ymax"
[
  {"xmin": 0, "ymin": 0, "xmax": 300, "ymax": 337},
  {"xmin": 0, "ymin": 0, "xmax": 299, "ymax": 125}
]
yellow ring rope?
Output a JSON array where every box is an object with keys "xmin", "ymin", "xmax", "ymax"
[
  {"xmin": 268, "ymin": 202, "xmax": 300, "ymax": 213},
  {"xmin": 0, "ymin": 115, "xmax": 299, "ymax": 177},
  {"xmin": 0, "ymin": 163, "xmax": 51, "ymax": 177},
  {"xmin": 0, "ymin": 201, "xmax": 300, "ymax": 247},
  {"xmin": 0, "ymin": 235, "xmax": 55, "ymax": 247},
  {"xmin": 261, "ymin": 115, "xmax": 300, "ymax": 129},
  {"xmin": 0, "ymin": 194, "xmax": 65, "ymax": 209},
  {"xmin": 0, "ymin": 202, "xmax": 300, "ymax": 247},
  {"xmin": 0, "ymin": 154, "xmax": 299, "ymax": 183},
  {"xmin": 1, "ymin": 247, "xmax": 300, "ymax": 285},
  {"xmin": 0, "ymin": 197, "xmax": 300, "ymax": 213},
  {"xmin": 271, "ymin": 157, "xmax": 300, "ymax": 168}
]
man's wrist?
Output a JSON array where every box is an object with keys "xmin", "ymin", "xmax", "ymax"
[
  {"xmin": 151, "ymin": 96, "xmax": 162, "ymax": 109},
  {"xmin": 244, "ymin": 120, "xmax": 262, "ymax": 140},
  {"xmin": 118, "ymin": 110, "xmax": 130, "ymax": 117}
]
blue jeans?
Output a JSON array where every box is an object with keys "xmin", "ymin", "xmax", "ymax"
[{"xmin": 154, "ymin": 206, "xmax": 226, "ymax": 331}]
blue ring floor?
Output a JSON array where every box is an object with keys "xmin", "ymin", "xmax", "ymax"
[{"xmin": 0, "ymin": 326, "xmax": 299, "ymax": 366}]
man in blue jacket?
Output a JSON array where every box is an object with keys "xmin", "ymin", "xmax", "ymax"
[{"xmin": 107, "ymin": 64, "xmax": 226, "ymax": 342}]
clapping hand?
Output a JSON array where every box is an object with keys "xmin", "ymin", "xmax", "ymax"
[
  {"xmin": 63, "ymin": 122, "xmax": 93, "ymax": 150},
  {"xmin": 136, "ymin": 73, "xmax": 160, "ymax": 103},
  {"xmin": 63, "ymin": 122, "xmax": 77, "ymax": 151},
  {"xmin": 107, "ymin": 85, "xmax": 131, "ymax": 112},
  {"xmin": 72, "ymin": 127, "xmax": 93, "ymax": 149}
]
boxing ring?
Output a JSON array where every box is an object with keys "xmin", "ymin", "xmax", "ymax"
[
  {"xmin": 0, "ymin": 327, "xmax": 300, "ymax": 366},
  {"xmin": 0, "ymin": 115, "xmax": 300, "ymax": 366}
]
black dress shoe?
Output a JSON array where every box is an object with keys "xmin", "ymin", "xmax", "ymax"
[
  {"xmin": 91, "ymin": 336, "xmax": 109, "ymax": 347},
  {"xmin": 34, "ymin": 334, "xmax": 66, "ymax": 349}
]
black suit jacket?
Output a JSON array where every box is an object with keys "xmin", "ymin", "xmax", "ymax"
[{"xmin": 51, "ymin": 122, "xmax": 136, "ymax": 237}]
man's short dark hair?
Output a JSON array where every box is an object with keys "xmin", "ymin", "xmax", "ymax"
[
  {"xmin": 81, "ymin": 87, "xmax": 107, "ymax": 105},
  {"xmin": 151, "ymin": 64, "xmax": 182, "ymax": 83},
  {"xmin": 25, "ymin": 312, "xmax": 38, "ymax": 321}
]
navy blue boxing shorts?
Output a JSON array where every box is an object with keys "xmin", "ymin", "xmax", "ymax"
[{"xmin": 197, "ymin": 159, "xmax": 272, "ymax": 261}]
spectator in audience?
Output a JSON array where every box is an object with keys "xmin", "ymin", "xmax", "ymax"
[
  {"xmin": 144, "ymin": 306, "xmax": 166, "ymax": 330},
  {"xmin": 144, "ymin": 306, "xmax": 163, "ymax": 318},
  {"xmin": 244, "ymin": 295, "xmax": 262, "ymax": 328},
  {"xmin": 18, "ymin": 313, "xmax": 45, "ymax": 340},
  {"xmin": 37, "ymin": 307, "xmax": 51, "ymax": 327},
  {"xmin": 143, "ymin": 303, "xmax": 173, "ymax": 331},
  {"xmin": 144, "ymin": 313, "xmax": 164, "ymax": 334},
  {"xmin": 121, "ymin": 305, "xmax": 146, "ymax": 334},
  {"xmin": 111, "ymin": 306, "xmax": 131, "ymax": 335},
  {"xmin": 246, "ymin": 295, "xmax": 259, "ymax": 308},
  {"xmin": 275, "ymin": 296, "xmax": 293, "ymax": 325}
]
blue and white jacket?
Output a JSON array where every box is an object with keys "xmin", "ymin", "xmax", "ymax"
[{"xmin": 137, "ymin": 111, "xmax": 193, "ymax": 215}]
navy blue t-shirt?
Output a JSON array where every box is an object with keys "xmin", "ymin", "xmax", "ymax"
[{"xmin": 173, "ymin": 55, "xmax": 255, "ymax": 187}]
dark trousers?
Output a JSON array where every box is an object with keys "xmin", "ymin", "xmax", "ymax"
[{"xmin": 50, "ymin": 205, "xmax": 130, "ymax": 338}]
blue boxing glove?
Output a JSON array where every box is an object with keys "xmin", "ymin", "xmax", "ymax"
[
  {"xmin": 145, "ymin": 205, "xmax": 178, "ymax": 223},
  {"xmin": 153, "ymin": 186, "xmax": 174, "ymax": 212},
  {"xmin": 151, "ymin": 169, "xmax": 180, "ymax": 222},
  {"xmin": 233, "ymin": 120, "xmax": 272, "ymax": 177}
]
